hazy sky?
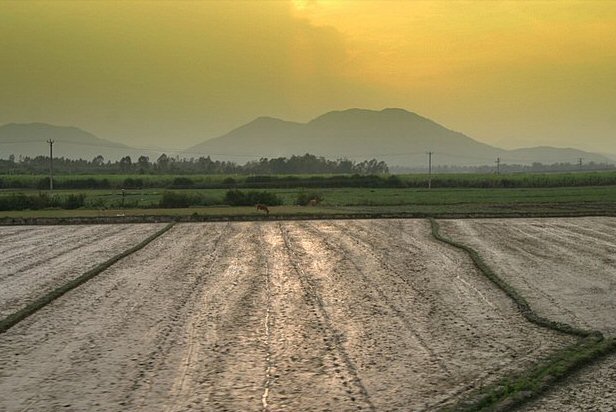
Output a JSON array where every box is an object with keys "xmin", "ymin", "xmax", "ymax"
[{"xmin": 1, "ymin": 0, "xmax": 615, "ymax": 153}]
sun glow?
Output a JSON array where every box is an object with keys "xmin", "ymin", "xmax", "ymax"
[{"xmin": 1, "ymin": 0, "xmax": 615, "ymax": 151}]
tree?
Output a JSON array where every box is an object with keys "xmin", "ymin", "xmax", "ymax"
[
  {"xmin": 137, "ymin": 155, "xmax": 150, "ymax": 172},
  {"xmin": 119, "ymin": 156, "xmax": 132, "ymax": 172},
  {"xmin": 92, "ymin": 155, "xmax": 105, "ymax": 166},
  {"xmin": 157, "ymin": 153, "xmax": 169, "ymax": 170}
]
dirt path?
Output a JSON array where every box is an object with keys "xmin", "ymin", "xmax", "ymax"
[
  {"xmin": 0, "ymin": 223, "xmax": 165, "ymax": 318},
  {"xmin": 0, "ymin": 220, "xmax": 573, "ymax": 411}
]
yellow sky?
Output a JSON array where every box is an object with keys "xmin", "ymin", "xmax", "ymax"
[{"xmin": 1, "ymin": 0, "xmax": 615, "ymax": 152}]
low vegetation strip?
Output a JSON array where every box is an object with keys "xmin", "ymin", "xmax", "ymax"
[
  {"xmin": 0, "ymin": 222, "xmax": 175, "ymax": 334},
  {"xmin": 450, "ymin": 336, "xmax": 616, "ymax": 412},
  {"xmin": 429, "ymin": 218, "xmax": 616, "ymax": 411},
  {"xmin": 429, "ymin": 218, "xmax": 593, "ymax": 338}
]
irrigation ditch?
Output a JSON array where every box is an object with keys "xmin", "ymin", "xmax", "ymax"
[
  {"xmin": 430, "ymin": 218, "xmax": 616, "ymax": 411},
  {"xmin": 0, "ymin": 222, "xmax": 175, "ymax": 334}
]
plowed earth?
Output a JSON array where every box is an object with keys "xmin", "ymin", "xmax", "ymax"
[
  {"xmin": 0, "ymin": 221, "xmax": 572, "ymax": 411},
  {"xmin": 0, "ymin": 223, "xmax": 166, "ymax": 318},
  {"xmin": 439, "ymin": 217, "xmax": 616, "ymax": 411}
]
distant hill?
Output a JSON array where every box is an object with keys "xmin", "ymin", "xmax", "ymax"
[
  {"xmin": 185, "ymin": 108, "xmax": 613, "ymax": 167},
  {"xmin": 0, "ymin": 123, "xmax": 141, "ymax": 161}
]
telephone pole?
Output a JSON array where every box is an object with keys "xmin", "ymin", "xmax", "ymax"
[
  {"xmin": 427, "ymin": 151, "xmax": 433, "ymax": 189},
  {"xmin": 496, "ymin": 157, "xmax": 501, "ymax": 175},
  {"xmin": 578, "ymin": 157, "xmax": 583, "ymax": 171},
  {"xmin": 47, "ymin": 139, "xmax": 54, "ymax": 191}
]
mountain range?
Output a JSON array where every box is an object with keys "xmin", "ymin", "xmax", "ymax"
[
  {"xmin": 0, "ymin": 123, "xmax": 140, "ymax": 161},
  {"xmin": 184, "ymin": 108, "xmax": 613, "ymax": 167},
  {"xmin": 1, "ymin": 109, "xmax": 613, "ymax": 167}
]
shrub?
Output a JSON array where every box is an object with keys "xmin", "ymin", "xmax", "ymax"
[
  {"xmin": 0, "ymin": 192, "xmax": 86, "ymax": 210},
  {"xmin": 159, "ymin": 191, "xmax": 193, "ymax": 208},
  {"xmin": 62, "ymin": 193, "xmax": 86, "ymax": 209},
  {"xmin": 222, "ymin": 177, "xmax": 236, "ymax": 186},
  {"xmin": 224, "ymin": 189, "xmax": 283, "ymax": 206},
  {"xmin": 123, "ymin": 178, "xmax": 144, "ymax": 189},
  {"xmin": 37, "ymin": 177, "xmax": 51, "ymax": 190},
  {"xmin": 159, "ymin": 191, "xmax": 221, "ymax": 208},
  {"xmin": 171, "ymin": 177, "xmax": 194, "ymax": 188}
]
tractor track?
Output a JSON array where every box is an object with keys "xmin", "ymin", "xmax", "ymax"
[
  {"xmin": 278, "ymin": 223, "xmax": 376, "ymax": 412},
  {"xmin": 298, "ymin": 221, "xmax": 451, "ymax": 376},
  {"xmin": 256, "ymin": 224, "xmax": 273, "ymax": 412},
  {"xmin": 132, "ymin": 222, "xmax": 231, "ymax": 411}
]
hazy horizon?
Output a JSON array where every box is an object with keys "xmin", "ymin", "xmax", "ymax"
[{"xmin": 1, "ymin": 0, "xmax": 615, "ymax": 154}]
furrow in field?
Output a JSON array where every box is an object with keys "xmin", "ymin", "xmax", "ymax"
[
  {"xmin": 0, "ymin": 223, "xmax": 230, "ymax": 412},
  {"xmin": 284, "ymin": 219, "xmax": 572, "ymax": 411},
  {"xmin": 439, "ymin": 217, "xmax": 616, "ymax": 335},
  {"xmin": 0, "ymin": 225, "xmax": 114, "ymax": 263},
  {"xmin": 0, "ymin": 223, "xmax": 165, "ymax": 318},
  {"xmin": 438, "ymin": 217, "xmax": 616, "ymax": 411},
  {"xmin": 277, "ymin": 222, "xmax": 376, "ymax": 412},
  {"xmin": 150, "ymin": 222, "xmax": 269, "ymax": 412}
]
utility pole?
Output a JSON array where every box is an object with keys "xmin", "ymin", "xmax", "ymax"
[
  {"xmin": 47, "ymin": 139, "xmax": 54, "ymax": 190},
  {"xmin": 578, "ymin": 157, "xmax": 583, "ymax": 171},
  {"xmin": 496, "ymin": 157, "xmax": 501, "ymax": 175},
  {"xmin": 427, "ymin": 151, "xmax": 433, "ymax": 189}
]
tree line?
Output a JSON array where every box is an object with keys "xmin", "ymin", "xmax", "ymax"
[{"xmin": 0, "ymin": 153, "xmax": 389, "ymax": 175}]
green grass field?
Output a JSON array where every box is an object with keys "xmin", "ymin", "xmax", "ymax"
[{"xmin": 1, "ymin": 185, "xmax": 615, "ymax": 220}]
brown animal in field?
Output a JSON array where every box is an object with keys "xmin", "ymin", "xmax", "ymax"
[
  {"xmin": 307, "ymin": 198, "xmax": 320, "ymax": 206},
  {"xmin": 256, "ymin": 204, "xmax": 269, "ymax": 215}
]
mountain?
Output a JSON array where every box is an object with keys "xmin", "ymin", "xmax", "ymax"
[
  {"xmin": 0, "ymin": 123, "xmax": 143, "ymax": 161},
  {"xmin": 185, "ymin": 108, "xmax": 613, "ymax": 167}
]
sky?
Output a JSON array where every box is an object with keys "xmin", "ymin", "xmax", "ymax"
[{"xmin": 1, "ymin": 0, "xmax": 615, "ymax": 153}]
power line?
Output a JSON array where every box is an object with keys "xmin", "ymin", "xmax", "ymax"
[
  {"xmin": 46, "ymin": 139, "xmax": 54, "ymax": 190},
  {"xmin": 427, "ymin": 151, "xmax": 433, "ymax": 189}
]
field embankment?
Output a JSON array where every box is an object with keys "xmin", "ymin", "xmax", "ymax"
[
  {"xmin": 0, "ymin": 223, "xmax": 165, "ymax": 319},
  {"xmin": 438, "ymin": 217, "xmax": 616, "ymax": 410}
]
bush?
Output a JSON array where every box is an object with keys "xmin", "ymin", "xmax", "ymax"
[
  {"xmin": 0, "ymin": 192, "xmax": 86, "ymax": 210},
  {"xmin": 62, "ymin": 193, "xmax": 86, "ymax": 209},
  {"xmin": 159, "ymin": 191, "xmax": 192, "ymax": 208},
  {"xmin": 222, "ymin": 177, "xmax": 236, "ymax": 186},
  {"xmin": 159, "ymin": 191, "xmax": 221, "ymax": 208},
  {"xmin": 224, "ymin": 189, "xmax": 283, "ymax": 206},
  {"xmin": 123, "ymin": 178, "xmax": 144, "ymax": 189},
  {"xmin": 170, "ymin": 177, "xmax": 194, "ymax": 188},
  {"xmin": 37, "ymin": 177, "xmax": 51, "ymax": 190}
]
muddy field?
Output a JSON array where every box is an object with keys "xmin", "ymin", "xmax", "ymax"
[
  {"xmin": 440, "ymin": 217, "xmax": 616, "ymax": 411},
  {"xmin": 0, "ymin": 220, "xmax": 575, "ymax": 411},
  {"xmin": 0, "ymin": 224, "xmax": 165, "ymax": 318},
  {"xmin": 439, "ymin": 217, "xmax": 616, "ymax": 335}
]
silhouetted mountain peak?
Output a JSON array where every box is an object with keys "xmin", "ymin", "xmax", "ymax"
[
  {"xmin": 0, "ymin": 122, "xmax": 100, "ymax": 142},
  {"xmin": 0, "ymin": 122, "xmax": 135, "ymax": 160}
]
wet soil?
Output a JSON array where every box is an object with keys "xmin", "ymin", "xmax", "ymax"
[{"xmin": 0, "ymin": 220, "xmax": 573, "ymax": 411}]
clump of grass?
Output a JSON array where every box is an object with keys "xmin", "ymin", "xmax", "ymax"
[{"xmin": 451, "ymin": 336, "xmax": 616, "ymax": 412}]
